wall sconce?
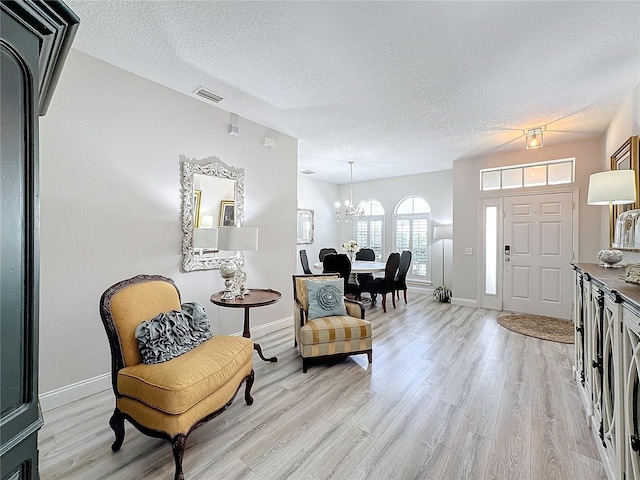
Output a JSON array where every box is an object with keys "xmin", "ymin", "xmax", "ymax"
[{"xmin": 525, "ymin": 127, "xmax": 544, "ymax": 149}]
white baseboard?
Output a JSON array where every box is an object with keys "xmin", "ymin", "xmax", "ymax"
[
  {"xmin": 240, "ymin": 316, "xmax": 292, "ymax": 337},
  {"xmin": 39, "ymin": 316, "xmax": 293, "ymax": 412},
  {"xmin": 406, "ymin": 283, "xmax": 431, "ymax": 295},
  {"xmin": 451, "ymin": 297, "xmax": 478, "ymax": 308},
  {"xmin": 40, "ymin": 372, "xmax": 111, "ymax": 412}
]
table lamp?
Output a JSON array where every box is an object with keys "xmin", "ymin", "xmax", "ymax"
[
  {"xmin": 217, "ymin": 226, "xmax": 259, "ymax": 299},
  {"xmin": 588, "ymin": 169, "xmax": 636, "ymax": 252},
  {"xmin": 193, "ymin": 228, "xmax": 218, "ymax": 253},
  {"xmin": 587, "ymin": 170, "xmax": 636, "ymax": 207}
]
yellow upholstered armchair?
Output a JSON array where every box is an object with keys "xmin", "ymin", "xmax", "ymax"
[
  {"xmin": 293, "ymin": 274, "xmax": 372, "ymax": 373},
  {"xmin": 99, "ymin": 274, "xmax": 255, "ymax": 480}
]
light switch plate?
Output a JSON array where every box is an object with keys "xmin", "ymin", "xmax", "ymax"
[{"xmin": 465, "ymin": 248, "xmax": 473, "ymax": 255}]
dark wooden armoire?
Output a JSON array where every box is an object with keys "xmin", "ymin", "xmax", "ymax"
[{"xmin": 0, "ymin": 1, "xmax": 78, "ymax": 478}]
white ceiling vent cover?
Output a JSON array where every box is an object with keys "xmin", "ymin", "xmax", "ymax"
[{"xmin": 194, "ymin": 87, "xmax": 223, "ymax": 104}]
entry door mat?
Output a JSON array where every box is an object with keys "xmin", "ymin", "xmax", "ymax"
[{"xmin": 497, "ymin": 313, "xmax": 574, "ymax": 344}]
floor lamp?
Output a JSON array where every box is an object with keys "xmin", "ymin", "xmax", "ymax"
[{"xmin": 433, "ymin": 225, "xmax": 453, "ymax": 302}]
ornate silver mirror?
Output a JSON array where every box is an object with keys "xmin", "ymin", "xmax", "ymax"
[
  {"xmin": 297, "ymin": 209, "xmax": 314, "ymax": 244},
  {"xmin": 181, "ymin": 155, "xmax": 245, "ymax": 271}
]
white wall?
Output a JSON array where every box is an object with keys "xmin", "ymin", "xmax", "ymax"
[
  {"xmin": 38, "ymin": 50, "xmax": 298, "ymax": 400},
  {"xmin": 337, "ymin": 170, "xmax": 453, "ymax": 284},
  {"xmin": 296, "ymin": 175, "xmax": 339, "ymax": 270},
  {"xmin": 296, "ymin": 169, "xmax": 454, "ymax": 283},
  {"xmin": 603, "ymin": 82, "xmax": 640, "ymax": 262},
  {"xmin": 605, "ymin": 83, "xmax": 640, "ymax": 167},
  {"xmin": 452, "ymin": 137, "xmax": 604, "ymax": 305}
]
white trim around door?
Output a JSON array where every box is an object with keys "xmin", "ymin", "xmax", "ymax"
[{"xmin": 478, "ymin": 188, "xmax": 579, "ymax": 318}]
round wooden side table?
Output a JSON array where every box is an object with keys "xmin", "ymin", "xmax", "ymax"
[{"xmin": 210, "ymin": 288, "xmax": 281, "ymax": 362}]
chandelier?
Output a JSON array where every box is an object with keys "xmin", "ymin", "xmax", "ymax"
[{"xmin": 335, "ymin": 161, "xmax": 364, "ymax": 222}]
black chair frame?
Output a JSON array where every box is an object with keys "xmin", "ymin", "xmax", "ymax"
[{"xmin": 358, "ymin": 253, "xmax": 400, "ymax": 312}]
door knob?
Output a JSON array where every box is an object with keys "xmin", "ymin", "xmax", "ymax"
[{"xmin": 505, "ymin": 257, "xmax": 510, "ymax": 262}]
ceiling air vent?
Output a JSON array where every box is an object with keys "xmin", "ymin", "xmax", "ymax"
[{"xmin": 194, "ymin": 87, "xmax": 223, "ymax": 104}]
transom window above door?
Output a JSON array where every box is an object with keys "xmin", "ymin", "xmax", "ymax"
[{"xmin": 481, "ymin": 158, "xmax": 574, "ymax": 191}]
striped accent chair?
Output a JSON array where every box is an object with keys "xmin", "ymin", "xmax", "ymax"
[{"xmin": 293, "ymin": 274, "xmax": 372, "ymax": 373}]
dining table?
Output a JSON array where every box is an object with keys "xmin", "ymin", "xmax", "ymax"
[
  {"xmin": 313, "ymin": 259, "xmax": 387, "ymax": 303},
  {"xmin": 312, "ymin": 260, "xmax": 387, "ymax": 274}
]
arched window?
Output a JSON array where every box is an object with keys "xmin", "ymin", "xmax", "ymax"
[
  {"xmin": 354, "ymin": 200, "xmax": 384, "ymax": 261},
  {"xmin": 394, "ymin": 196, "xmax": 430, "ymax": 280}
]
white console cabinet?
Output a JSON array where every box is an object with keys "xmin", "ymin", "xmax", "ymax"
[
  {"xmin": 573, "ymin": 263, "xmax": 640, "ymax": 480},
  {"xmin": 623, "ymin": 307, "xmax": 640, "ymax": 479}
]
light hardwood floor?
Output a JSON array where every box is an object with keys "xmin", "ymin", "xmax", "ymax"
[{"xmin": 39, "ymin": 293, "xmax": 607, "ymax": 480}]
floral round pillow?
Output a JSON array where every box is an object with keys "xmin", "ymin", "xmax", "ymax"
[{"xmin": 307, "ymin": 279, "xmax": 347, "ymax": 320}]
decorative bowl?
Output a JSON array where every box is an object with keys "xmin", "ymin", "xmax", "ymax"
[{"xmin": 597, "ymin": 249, "xmax": 624, "ymax": 266}]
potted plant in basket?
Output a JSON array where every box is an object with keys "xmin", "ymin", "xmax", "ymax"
[{"xmin": 433, "ymin": 285, "xmax": 451, "ymax": 303}]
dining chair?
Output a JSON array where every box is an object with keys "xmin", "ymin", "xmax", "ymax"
[
  {"xmin": 355, "ymin": 248, "xmax": 376, "ymax": 285},
  {"xmin": 299, "ymin": 249, "xmax": 313, "ymax": 274},
  {"xmin": 358, "ymin": 252, "xmax": 400, "ymax": 312},
  {"xmin": 318, "ymin": 248, "xmax": 338, "ymax": 262},
  {"xmin": 394, "ymin": 250, "xmax": 412, "ymax": 304},
  {"xmin": 322, "ymin": 253, "xmax": 359, "ymax": 298}
]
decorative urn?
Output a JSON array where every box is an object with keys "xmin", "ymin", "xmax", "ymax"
[
  {"xmin": 219, "ymin": 259, "xmax": 238, "ymax": 299},
  {"xmin": 597, "ymin": 249, "xmax": 624, "ymax": 267}
]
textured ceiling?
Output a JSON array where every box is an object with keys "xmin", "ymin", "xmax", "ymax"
[{"xmin": 65, "ymin": 1, "xmax": 640, "ymax": 184}]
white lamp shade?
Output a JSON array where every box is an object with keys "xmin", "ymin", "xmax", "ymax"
[
  {"xmin": 217, "ymin": 226, "xmax": 258, "ymax": 251},
  {"xmin": 434, "ymin": 225, "xmax": 453, "ymax": 240},
  {"xmin": 200, "ymin": 215, "xmax": 215, "ymax": 228},
  {"xmin": 587, "ymin": 170, "xmax": 636, "ymax": 205},
  {"xmin": 193, "ymin": 228, "xmax": 218, "ymax": 248}
]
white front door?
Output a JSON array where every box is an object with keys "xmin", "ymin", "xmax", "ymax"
[{"xmin": 503, "ymin": 192, "xmax": 573, "ymax": 319}]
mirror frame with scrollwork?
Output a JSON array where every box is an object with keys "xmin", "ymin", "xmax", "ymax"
[
  {"xmin": 297, "ymin": 209, "xmax": 314, "ymax": 245},
  {"xmin": 610, "ymin": 135, "xmax": 640, "ymax": 250},
  {"xmin": 181, "ymin": 155, "xmax": 245, "ymax": 271}
]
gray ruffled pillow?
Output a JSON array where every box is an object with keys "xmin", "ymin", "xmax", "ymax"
[{"xmin": 135, "ymin": 302, "xmax": 213, "ymax": 364}]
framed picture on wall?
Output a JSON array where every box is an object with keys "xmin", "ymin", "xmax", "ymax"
[
  {"xmin": 193, "ymin": 190, "xmax": 202, "ymax": 228},
  {"xmin": 219, "ymin": 200, "xmax": 235, "ymax": 226},
  {"xmin": 610, "ymin": 135, "xmax": 639, "ymax": 248}
]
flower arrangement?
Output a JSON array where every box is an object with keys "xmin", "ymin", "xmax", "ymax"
[{"xmin": 342, "ymin": 240, "xmax": 360, "ymax": 254}]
